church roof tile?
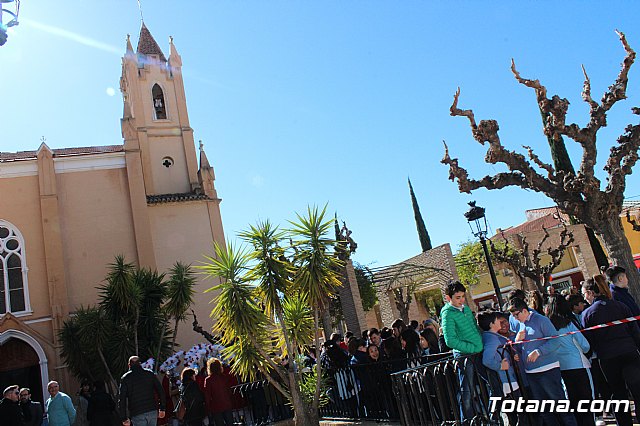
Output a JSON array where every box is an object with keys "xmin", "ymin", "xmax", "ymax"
[
  {"xmin": 0, "ymin": 145, "xmax": 124, "ymax": 162},
  {"xmin": 137, "ymin": 23, "xmax": 166, "ymax": 62}
]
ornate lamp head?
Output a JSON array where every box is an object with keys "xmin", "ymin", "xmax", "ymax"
[{"xmin": 0, "ymin": 0, "xmax": 20, "ymax": 47}]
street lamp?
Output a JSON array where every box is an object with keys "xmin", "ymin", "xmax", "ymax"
[
  {"xmin": 0, "ymin": 0, "xmax": 20, "ymax": 47},
  {"xmin": 464, "ymin": 201, "xmax": 504, "ymax": 307}
]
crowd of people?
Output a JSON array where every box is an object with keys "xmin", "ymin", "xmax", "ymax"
[
  {"xmin": 3, "ymin": 264, "xmax": 640, "ymax": 426},
  {"xmin": 0, "ymin": 355, "xmax": 242, "ymax": 426},
  {"xmin": 312, "ymin": 265, "xmax": 640, "ymax": 426},
  {"xmin": 447, "ymin": 265, "xmax": 640, "ymax": 426}
]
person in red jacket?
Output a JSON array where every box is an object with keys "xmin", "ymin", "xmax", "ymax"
[{"xmin": 204, "ymin": 358, "xmax": 234, "ymax": 426}]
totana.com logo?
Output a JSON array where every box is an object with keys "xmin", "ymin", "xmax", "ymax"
[{"xmin": 489, "ymin": 397, "xmax": 630, "ymax": 413}]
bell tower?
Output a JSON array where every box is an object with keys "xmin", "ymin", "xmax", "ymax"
[{"xmin": 120, "ymin": 23, "xmax": 201, "ymax": 196}]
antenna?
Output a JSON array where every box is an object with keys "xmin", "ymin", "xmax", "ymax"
[{"xmin": 136, "ymin": 0, "xmax": 144, "ymax": 23}]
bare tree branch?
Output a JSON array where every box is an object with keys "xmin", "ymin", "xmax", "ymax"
[
  {"xmin": 626, "ymin": 211, "xmax": 640, "ymax": 232},
  {"xmin": 524, "ymin": 145, "xmax": 555, "ymax": 178},
  {"xmin": 442, "ymin": 141, "xmax": 529, "ymax": 193},
  {"xmin": 602, "ymin": 30, "xmax": 636, "ymax": 111},
  {"xmin": 443, "ymin": 31, "xmax": 640, "ymax": 302},
  {"xmin": 490, "ymin": 225, "xmax": 574, "ymax": 292},
  {"xmin": 511, "ymin": 58, "xmax": 547, "ymax": 101},
  {"xmin": 581, "ymin": 65, "xmax": 599, "ymax": 111},
  {"xmin": 450, "ymin": 87, "xmax": 477, "ymax": 130},
  {"xmin": 605, "ymin": 124, "xmax": 640, "ymax": 200},
  {"xmin": 446, "ymin": 93, "xmax": 566, "ymax": 198}
]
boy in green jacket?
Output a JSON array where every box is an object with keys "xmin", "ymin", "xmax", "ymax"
[{"xmin": 441, "ymin": 281, "xmax": 483, "ymax": 423}]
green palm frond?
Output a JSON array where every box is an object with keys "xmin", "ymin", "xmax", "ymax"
[
  {"xmin": 222, "ymin": 335, "xmax": 273, "ymax": 382},
  {"xmin": 288, "ymin": 205, "xmax": 343, "ymax": 310},
  {"xmin": 165, "ymin": 262, "xmax": 197, "ymax": 321},
  {"xmin": 279, "ymin": 294, "xmax": 314, "ymax": 354},
  {"xmin": 239, "ymin": 220, "xmax": 293, "ymax": 317},
  {"xmin": 198, "ymin": 242, "xmax": 268, "ymax": 343},
  {"xmin": 74, "ymin": 306, "xmax": 112, "ymax": 349},
  {"xmin": 98, "ymin": 255, "xmax": 141, "ymax": 321}
]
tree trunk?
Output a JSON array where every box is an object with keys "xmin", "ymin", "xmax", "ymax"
[
  {"xmin": 596, "ymin": 216, "xmax": 640, "ymax": 302},
  {"xmin": 312, "ymin": 308, "xmax": 322, "ymax": 413},
  {"xmin": 98, "ymin": 349, "xmax": 118, "ymax": 395},
  {"xmin": 321, "ymin": 309, "xmax": 333, "ymax": 340},
  {"xmin": 155, "ymin": 318, "xmax": 167, "ymax": 373},
  {"xmin": 134, "ymin": 309, "xmax": 140, "ymax": 356},
  {"xmin": 290, "ymin": 373, "xmax": 318, "ymax": 426},
  {"xmin": 171, "ymin": 319, "xmax": 179, "ymax": 353}
]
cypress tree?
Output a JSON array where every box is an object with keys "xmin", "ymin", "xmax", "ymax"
[{"xmin": 408, "ymin": 178, "xmax": 432, "ymax": 252}]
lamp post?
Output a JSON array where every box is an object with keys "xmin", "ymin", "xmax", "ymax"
[
  {"xmin": 464, "ymin": 201, "xmax": 504, "ymax": 308},
  {"xmin": 0, "ymin": 0, "xmax": 20, "ymax": 47}
]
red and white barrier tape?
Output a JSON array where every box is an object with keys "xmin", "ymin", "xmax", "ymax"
[{"xmin": 504, "ymin": 313, "xmax": 640, "ymax": 345}]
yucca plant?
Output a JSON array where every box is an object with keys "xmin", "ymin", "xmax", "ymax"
[{"xmin": 201, "ymin": 206, "xmax": 342, "ymax": 426}]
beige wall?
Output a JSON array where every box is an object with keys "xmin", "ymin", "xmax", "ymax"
[
  {"xmin": 147, "ymin": 134, "xmax": 192, "ymax": 195},
  {"xmin": 56, "ymin": 168, "xmax": 139, "ymax": 309},
  {"xmin": 148, "ymin": 201, "xmax": 221, "ymax": 350},
  {"xmin": 0, "ymin": 175, "xmax": 51, "ymax": 320}
]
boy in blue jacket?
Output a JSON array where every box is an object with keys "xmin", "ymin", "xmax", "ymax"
[
  {"xmin": 478, "ymin": 311, "xmax": 526, "ymax": 426},
  {"xmin": 508, "ymin": 298, "xmax": 577, "ymax": 426}
]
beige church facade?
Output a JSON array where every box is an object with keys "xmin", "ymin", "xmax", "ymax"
[{"xmin": 0, "ymin": 24, "xmax": 225, "ymax": 402}]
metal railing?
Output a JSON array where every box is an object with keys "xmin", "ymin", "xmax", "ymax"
[
  {"xmin": 389, "ymin": 353, "xmax": 529, "ymax": 426},
  {"xmin": 228, "ymin": 351, "xmax": 525, "ymax": 425},
  {"xmin": 229, "ymin": 380, "xmax": 293, "ymax": 425}
]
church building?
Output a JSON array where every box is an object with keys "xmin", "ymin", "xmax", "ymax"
[{"xmin": 0, "ymin": 24, "xmax": 225, "ymax": 402}]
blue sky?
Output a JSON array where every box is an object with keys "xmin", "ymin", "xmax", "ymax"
[{"xmin": 2, "ymin": 1, "xmax": 640, "ymax": 269}]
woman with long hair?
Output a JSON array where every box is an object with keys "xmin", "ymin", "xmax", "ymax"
[
  {"xmin": 179, "ymin": 368, "xmax": 206, "ymax": 426},
  {"xmin": 419, "ymin": 328, "xmax": 440, "ymax": 357},
  {"xmin": 366, "ymin": 344, "xmax": 381, "ymax": 363},
  {"xmin": 204, "ymin": 358, "xmax": 234, "ymax": 426},
  {"xmin": 545, "ymin": 296, "xmax": 594, "ymax": 426}
]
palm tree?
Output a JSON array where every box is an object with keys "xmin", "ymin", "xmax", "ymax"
[
  {"xmin": 289, "ymin": 205, "xmax": 343, "ymax": 420},
  {"xmin": 60, "ymin": 256, "xmax": 183, "ymax": 389},
  {"xmin": 200, "ymin": 243, "xmax": 289, "ymax": 391},
  {"xmin": 201, "ymin": 207, "xmax": 342, "ymax": 426},
  {"xmin": 239, "ymin": 221, "xmax": 315, "ymax": 424},
  {"xmin": 98, "ymin": 255, "xmax": 142, "ymax": 353},
  {"xmin": 156, "ymin": 262, "xmax": 196, "ymax": 364}
]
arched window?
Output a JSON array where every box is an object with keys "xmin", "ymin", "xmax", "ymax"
[
  {"xmin": 152, "ymin": 83, "xmax": 167, "ymax": 120},
  {"xmin": 0, "ymin": 221, "xmax": 30, "ymax": 315}
]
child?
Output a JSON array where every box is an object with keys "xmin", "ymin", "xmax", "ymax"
[
  {"xmin": 441, "ymin": 281, "xmax": 483, "ymax": 422},
  {"xmin": 478, "ymin": 311, "xmax": 524, "ymax": 426}
]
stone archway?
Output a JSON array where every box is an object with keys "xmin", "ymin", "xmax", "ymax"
[
  {"xmin": 372, "ymin": 243, "xmax": 467, "ymax": 327},
  {"xmin": 0, "ymin": 330, "xmax": 49, "ymax": 403}
]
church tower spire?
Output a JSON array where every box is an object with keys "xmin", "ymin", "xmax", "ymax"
[{"xmin": 120, "ymin": 23, "xmax": 201, "ymax": 196}]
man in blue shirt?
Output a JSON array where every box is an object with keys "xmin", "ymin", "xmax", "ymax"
[{"xmin": 45, "ymin": 381, "xmax": 76, "ymax": 426}]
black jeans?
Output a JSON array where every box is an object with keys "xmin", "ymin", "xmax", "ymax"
[
  {"xmin": 599, "ymin": 352, "xmax": 640, "ymax": 426},
  {"xmin": 561, "ymin": 368, "xmax": 595, "ymax": 426}
]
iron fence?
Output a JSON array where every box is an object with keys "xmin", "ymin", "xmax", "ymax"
[
  {"xmin": 227, "ymin": 351, "xmax": 531, "ymax": 425},
  {"xmin": 389, "ymin": 352, "xmax": 533, "ymax": 426}
]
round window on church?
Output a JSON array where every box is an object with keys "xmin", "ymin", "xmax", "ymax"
[{"xmin": 162, "ymin": 157, "xmax": 174, "ymax": 168}]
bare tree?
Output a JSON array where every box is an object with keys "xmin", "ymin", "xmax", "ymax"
[
  {"xmin": 392, "ymin": 283, "xmax": 418, "ymax": 324},
  {"xmin": 442, "ymin": 31, "xmax": 640, "ymax": 301},
  {"xmin": 626, "ymin": 211, "xmax": 640, "ymax": 232},
  {"xmin": 489, "ymin": 226, "xmax": 575, "ymax": 293}
]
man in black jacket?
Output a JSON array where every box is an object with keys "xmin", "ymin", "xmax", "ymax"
[
  {"xmin": 19, "ymin": 388, "xmax": 43, "ymax": 426},
  {"xmin": 582, "ymin": 278, "xmax": 640, "ymax": 426},
  {"xmin": 118, "ymin": 356, "xmax": 166, "ymax": 426},
  {"xmin": 0, "ymin": 385, "xmax": 24, "ymax": 426}
]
